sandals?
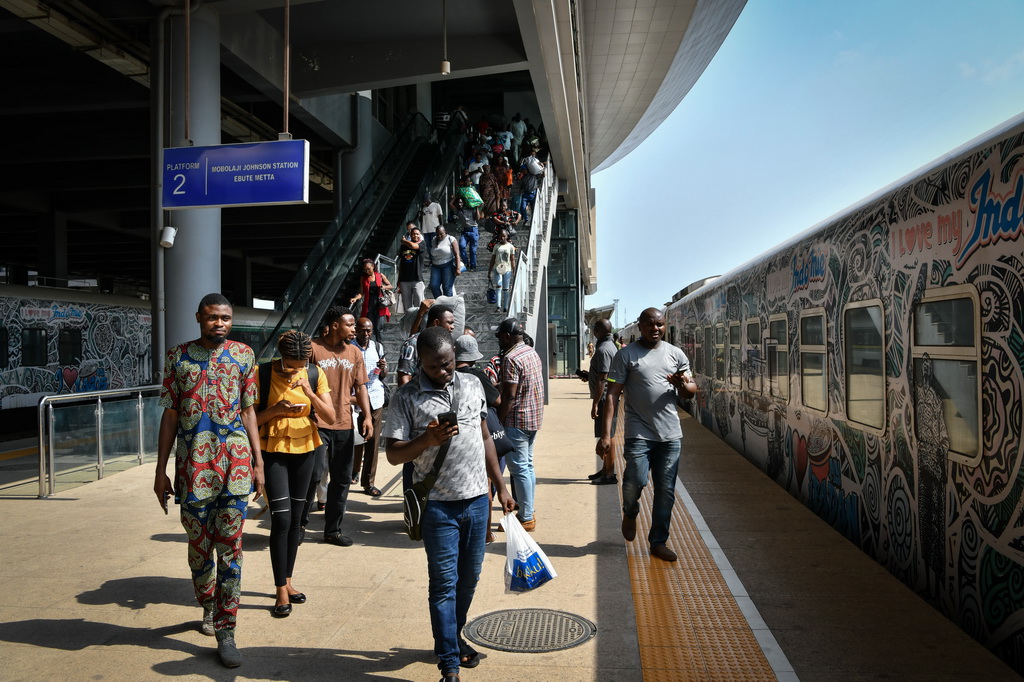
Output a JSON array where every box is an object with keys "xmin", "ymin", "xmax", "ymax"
[
  {"xmin": 364, "ymin": 486, "xmax": 382, "ymax": 497},
  {"xmin": 459, "ymin": 641, "xmax": 481, "ymax": 668}
]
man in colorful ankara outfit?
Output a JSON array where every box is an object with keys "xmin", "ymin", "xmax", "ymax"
[{"xmin": 154, "ymin": 292, "xmax": 264, "ymax": 668}]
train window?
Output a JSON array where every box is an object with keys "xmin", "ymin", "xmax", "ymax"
[
  {"xmin": 669, "ymin": 325, "xmax": 677, "ymax": 346},
  {"xmin": 800, "ymin": 310, "xmax": 828, "ymax": 413},
  {"xmin": 767, "ymin": 315, "xmax": 789, "ymax": 401},
  {"xmin": 704, "ymin": 327, "xmax": 714, "ymax": 379},
  {"xmin": 22, "ymin": 328, "xmax": 47, "ymax": 366},
  {"xmin": 912, "ymin": 286, "xmax": 981, "ymax": 466},
  {"xmin": 745, "ymin": 319, "xmax": 761, "ymax": 393},
  {"xmin": 693, "ymin": 328, "xmax": 703, "ymax": 374},
  {"xmin": 844, "ymin": 301, "xmax": 885, "ymax": 429},
  {"xmin": 684, "ymin": 323, "xmax": 700, "ymax": 372},
  {"xmin": 0, "ymin": 326, "xmax": 7, "ymax": 369},
  {"xmin": 728, "ymin": 323, "xmax": 741, "ymax": 387},
  {"xmin": 714, "ymin": 324, "xmax": 726, "ymax": 381},
  {"xmin": 58, "ymin": 329, "xmax": 82, "ymax": 365}
]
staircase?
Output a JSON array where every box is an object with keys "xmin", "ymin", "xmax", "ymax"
[{"xmin": 376, "ymin": 217, "xmax": 534, "ymax": 378}]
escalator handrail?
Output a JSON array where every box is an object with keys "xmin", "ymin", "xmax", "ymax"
[{"xmin": 255, "ymin": 114, "xmax": 433, "ymax": 360}]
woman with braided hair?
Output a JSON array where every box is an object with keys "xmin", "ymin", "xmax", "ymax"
[{"xmin": 256, "ymin": 330, "xmax": 335, "ymax": 617}]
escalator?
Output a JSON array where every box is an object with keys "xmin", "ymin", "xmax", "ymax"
[{"xmin": 253, "ymin": 114, "xmax": 438, "ymax": 361}]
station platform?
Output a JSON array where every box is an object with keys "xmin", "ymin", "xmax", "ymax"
[{"xmin": 0, "ymin": 379, "xmax": 1017, "ymax": 681}]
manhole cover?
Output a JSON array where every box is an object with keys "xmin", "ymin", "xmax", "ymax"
[{"xmin": 464, "ymin": 608, "xmax": 597, "ymax": 653}]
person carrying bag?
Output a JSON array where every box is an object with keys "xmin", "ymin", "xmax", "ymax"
[{"xmin": 383, "ymin": 327, "xmax": 515, "ymax": 679}]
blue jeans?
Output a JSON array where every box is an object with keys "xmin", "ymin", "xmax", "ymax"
[
  {"xmin": 518, "ymin": 192, "xmax": 536, "ymax": 223},
  {"xmin": 621, "ymin": 438, "xmax": 681, "ymax": 546},
  {"xmin": 421, "ymin": 494, "xmax": 489, "ymax": 674},
  {"xmin": 429, "ymin": 261, "xmax": 456, "ymax": 297},
  {"xmin": 505, "ymin": 427, "xmax": 537, "ymax": 521},
  {"xmin": 459, "ymin": 227, "xmax": 479, "ymax": 269},
  {"xmin": 491, "ymin": 269, "xmax": 512, "ymax": 310}
]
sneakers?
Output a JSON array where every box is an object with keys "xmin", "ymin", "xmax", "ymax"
[
  {"xmin": 200, "ymin": 607, "xmax": 215, "ymax": 637},
  {"xmin": 217, "ymin": 633, "xmax": 243, "ymax": 668},
  {"xmin": 591, "ymin": 474, "xmax": 617, "ymax": 485},
  {"xmin": 587, "ymin": 470, "xmax": 605, "ymax": 481},
  {"xmin": 621, "ymin": 515, "xmax": 637, "ymax": 542}
]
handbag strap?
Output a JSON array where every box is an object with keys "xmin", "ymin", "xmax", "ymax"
[{"xmin": 420, "ymin": 373, "xmax": 461, "ymax": 490}]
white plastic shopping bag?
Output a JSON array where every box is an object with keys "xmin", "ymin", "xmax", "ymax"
[{"xmin": 500, "ymin": 512, "xmax": 557, "ymax": 593}]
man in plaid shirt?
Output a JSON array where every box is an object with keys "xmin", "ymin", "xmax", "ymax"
[{"xmin": 495, "ymin": 318, "xmax": 545, "ymax": 531}]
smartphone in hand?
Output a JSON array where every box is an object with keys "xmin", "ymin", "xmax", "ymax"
[{"xmin": 437, "ymin": 411, "xmax": 457, "ymax": 428}]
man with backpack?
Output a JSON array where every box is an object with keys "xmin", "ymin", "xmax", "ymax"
[{"xmin": 351, "ymin": 317, "xmax": 388, "ymax": 497}]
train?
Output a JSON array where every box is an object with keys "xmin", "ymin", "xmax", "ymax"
[
  {"xmin": 0, "ymin": 284, "xmax": 280, "ymax": 432},
  {"xmin": 619, "ymin": 113, "xmax": 1024, "ymax": 673}
]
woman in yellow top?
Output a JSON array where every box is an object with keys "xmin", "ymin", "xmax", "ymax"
[{"xmin": 256, "ymin": 330, "xmax": 335, "ymax": 617}]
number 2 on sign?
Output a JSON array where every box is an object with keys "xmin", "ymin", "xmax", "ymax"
[{"xmin": 173, "ymin": 174, "xmax": 186, "ymax": 195}]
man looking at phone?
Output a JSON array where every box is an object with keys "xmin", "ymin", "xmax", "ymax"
[
  {"xmin": 154, "ymin": 293, "xmax": 264, "ymax": 668},
  {"xmin": 303, "ymin": 306, "xmax": 372, "ymax": 547},
  {"xmin": 597, "ymin": 308, "xmax": 697, "ymax": 562},
  {"xmin": 384, "ymin": 326, "xmax": 515, "ymax": 681}
]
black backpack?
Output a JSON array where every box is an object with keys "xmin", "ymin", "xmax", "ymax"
[{"xmin": 258, "ymin": 362, "xmax": 320, "ymax": 423}]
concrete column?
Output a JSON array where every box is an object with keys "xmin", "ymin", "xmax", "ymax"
[
  {"xmin": 340, "ymin": 92, "xmax": 374, "ymax": 203},
  {"xmin": 36, "ymin": 212, "xmax": 68, "ymax": 285},
  {"xmin": 416, "ymin": 82, "xmax": 432, "ymax": 123},
  {"xmin": 164, "ymin": 6, "xmax": 222, "ymax": 347}
]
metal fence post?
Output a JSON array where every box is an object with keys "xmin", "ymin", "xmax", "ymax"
[
  {"xmin": 96, "ymin": 396, "xmax": 104, "ymax": 480},
  {"xmin": 38, "ymin": 399, "xmax": 48, "ymax": 498},
  {"xmin": 47, "ymin": 402, "xmax": 56, "ymax": 496},
  {"xmin": 136, "ymin": 392, "xmax": 145, "ymax": 465}
]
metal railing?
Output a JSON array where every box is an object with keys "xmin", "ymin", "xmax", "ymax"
[
  {"xmin": 508, "ymin": 158, "xmax": 558, "ymax": 341},
  {"xmin": 36, "ymin": 385, "xmax": 162, "ymax": 497}
]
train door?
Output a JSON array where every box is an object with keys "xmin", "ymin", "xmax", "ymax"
[{"xmin": 766, "ymin": 314, "xmax": 789, "ymax": 402}]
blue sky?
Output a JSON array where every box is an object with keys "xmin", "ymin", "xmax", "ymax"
[{"xmin": 586, "ymin": 0, "xmax": 1024, "ymax": 329}]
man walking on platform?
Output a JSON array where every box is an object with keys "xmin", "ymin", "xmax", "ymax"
[
  {"xmin": 496, "ymin": 317, "xmax": 545, "ymax": 531},
  {"xmin": 154, "ymin": 293, "xmax": 264, "ymax": 668},
  {"xmin": 597, "ymin": 308, "xmax": 697, "ymax": 562},
  {"xmin": 303, "ymin": 306, "xmax": 372, "ymax": 547},
  {"xmin": 587, "ymin": 317, "xmax": 618, "ymax": 485},
  {"xmin": 351, "ymin": 317, "xmax": 387, "ymax": 497}
]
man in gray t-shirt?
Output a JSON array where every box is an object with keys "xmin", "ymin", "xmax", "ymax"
[
  {"xmin": 384, "ymin": 327, "xmax": 514, "ymax": 678},
  {"xmin": 587, "ymin": 318, "xmax": 618, "ymax": 485},
  {"xmin": 598, "ymin": 308, "xmax": 697, "ymax": 562}
]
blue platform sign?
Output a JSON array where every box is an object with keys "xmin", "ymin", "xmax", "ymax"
[{"xmin": 163, "ymin": 139, "xmax": 309, "ymax": 209}]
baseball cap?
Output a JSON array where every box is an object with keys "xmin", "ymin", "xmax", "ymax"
[
  {"xmin": 454, "ymin": 334, "xmax": 483, "ymax": 362},
  {"xmin": 495, "ymin": 318, "xmax": 522, "ymax": 336}
]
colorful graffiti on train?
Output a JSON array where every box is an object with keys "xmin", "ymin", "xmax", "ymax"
[
  {"xmin": 0, "ymin": 293, "xmax": 152, "ymax": 409},
  {"xmin": 672, "ymin": 120, "xmax": 1024, "ymax": 672}
]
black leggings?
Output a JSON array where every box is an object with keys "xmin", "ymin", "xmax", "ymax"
[{"xmin": 264, "ymin": 451, "xmax": 315, "ymax": 587}]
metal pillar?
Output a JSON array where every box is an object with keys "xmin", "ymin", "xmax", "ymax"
[
  {"xmin": 165, "ymin": 6, "xmax": 222, "ymax": 347},
  {"xmin": 340, "ymin": 92, "xmax": 374, "ymax": 202}
]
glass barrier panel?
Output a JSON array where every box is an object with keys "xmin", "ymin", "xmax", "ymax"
[
  {"xmin": 51, "ymin": 403, "xmax": 99, "ymax": 493},
  {"xmin": 143, "ymin": 396, "xmax": 163, "ymax": 456},
  {"xmin": 100, "ymin": 398, "xmax": 141, "ymax": 475}
]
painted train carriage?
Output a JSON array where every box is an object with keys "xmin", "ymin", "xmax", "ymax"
[
  {"xmin": 0, "ymin": 284, "xmax": 280, "ymax": 425},
  {"xmin": 0, "ymin": 285, "xmax": 155, "ymax": 411},
  {"xmin": 664, "ymin": 115, "xmax": 1024, "ymax": 671}
]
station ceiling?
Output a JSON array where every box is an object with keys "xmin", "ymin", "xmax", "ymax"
[{"xmin": 0, "ymin": 0, "xmax": 743, "ymax": 299}]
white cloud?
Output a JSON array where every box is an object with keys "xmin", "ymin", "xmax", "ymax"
[
  {"xmin": 980, "ymin": 51, "xmax": 1024, "ymax": 83},
  {"xmin": 958, "ymin": 62, "xmax": 977, "ymax": 79}
]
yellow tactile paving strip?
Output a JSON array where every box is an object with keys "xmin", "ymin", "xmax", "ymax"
[{"xmin": 612, "ymin": 429, "xmax": 778, "ymax": 681}]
